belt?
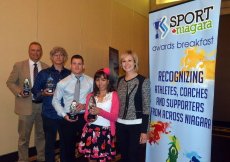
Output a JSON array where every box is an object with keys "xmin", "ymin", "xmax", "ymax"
[{"xmin": 32, "ymin": 100, "xmax": 42, "ymax": 104}]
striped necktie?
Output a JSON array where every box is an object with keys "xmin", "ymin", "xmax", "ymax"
[
  {"xmin": 33, "ymin": 63, "xmax": 38, "ymax": 82},
  {"xmin": 74, "ymin": 76, "xmax": 81, "ymax": 102}
]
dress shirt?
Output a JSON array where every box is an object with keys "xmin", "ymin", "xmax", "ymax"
[
  {"xmin": 52, "ymin": 73, "xmax": 93, "ymax": 117},
  {"xmin": 31, "ymin": 65, "xmax": 71, "ymax": 119},
  {"xmin": 29, "ymin": 59, "xmax": 42, "ymax": 87}
]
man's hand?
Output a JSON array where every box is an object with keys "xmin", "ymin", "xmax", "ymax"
[
  {"xmin": 19, "ymin": 91, "xmax": 29, "ymax": 98},
  {"xmin": 64, "ymin": 114, "xmax": 78, "ymax": 122},
  {"xmin": 42, "ymin": 88, "xmax": 54, "ymax": 96}
]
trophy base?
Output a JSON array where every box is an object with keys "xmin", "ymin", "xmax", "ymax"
[
  {"xmin": 47, "ymin": 89, "xmax": 53, "ymax": 93},
  {"xmin": 23, "ymin": 91, "xmax": 30, "ymax": 96},
  {"xmin": 87, "ymin": 114, "xmax": 97, "ymax": 122},
  {"xmin": 67, "ymin": 113, "xmax": 78, "ymax": 120}
]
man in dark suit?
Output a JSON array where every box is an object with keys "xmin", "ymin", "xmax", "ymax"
[{"xmin": 6, "ymin": 42, "xmax": 49, "ymax": 162}]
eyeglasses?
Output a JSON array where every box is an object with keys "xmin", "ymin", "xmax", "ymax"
[{"xmin": 53, "ymin": 53, "xmax": 64, "ymax": 57}]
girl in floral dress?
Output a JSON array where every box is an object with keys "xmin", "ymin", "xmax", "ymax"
[{"xmin": 78, "ymin": 68, "xmax": 120, "ymax": 162}]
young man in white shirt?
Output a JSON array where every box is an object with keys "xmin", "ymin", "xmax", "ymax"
[{"xmin": 52, "ymin": 54, "xmax": 93, "ymax": 162}]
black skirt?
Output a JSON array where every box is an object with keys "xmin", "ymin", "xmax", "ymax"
[{"xmin": 78, "ymin": 123, "xmax": 116, "ymax": 161}]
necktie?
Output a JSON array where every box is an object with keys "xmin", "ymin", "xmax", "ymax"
[
  {"xmin": 33, "ymin": 63, "xmax": 38, "ymax": 82},
  {"xmin": 74, "ymin": 76, "xmax": 81, "ymax": 102}
]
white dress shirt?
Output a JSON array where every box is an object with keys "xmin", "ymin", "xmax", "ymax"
[
  {"xmin": 52, "ymin": 73, "xmax": 93, "ymax": 117},
  {"xmin": 29, "ymin": 59, "xmax": 42, "ymax": 87}
]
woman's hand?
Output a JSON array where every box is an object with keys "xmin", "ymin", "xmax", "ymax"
[
  {"xmin": 89, "ymin": 107, "xmax": 101, "ymax": 115},
  {"xmin": 76, "ymin": 103, "xmax": 86, "ymax": 112},
  {"xmin": 139, "ymin": 133, "xmax": 148, "ymax": 144}
]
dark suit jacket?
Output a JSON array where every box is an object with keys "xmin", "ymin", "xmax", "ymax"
[{"xmin": 6, "ymin": 59, "xmax": 49, "ymax": 115}]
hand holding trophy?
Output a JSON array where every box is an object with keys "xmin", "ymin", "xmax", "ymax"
[
  {"xmin": 46, "ymin": 75, "xmax": 55, "ymax": 93},
  {"xmin": 23, "ymin": 78, "xmax": 30, "ymax": 96},
  {"xmin": 87, "ymin": 95, "xmax": 97, "ymax": 122},
  {"xmin": 67, "ymin": 100, "xmax": 78, "ymax": 120}
]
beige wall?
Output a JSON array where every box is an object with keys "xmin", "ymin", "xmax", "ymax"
[{"xmin": 0, "ymin": 0, "xmax": 149, "ymax": 155}]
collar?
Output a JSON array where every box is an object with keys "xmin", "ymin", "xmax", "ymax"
[
  {"xmin": 71, "ymin": 73, "xmax": 84, "ymax": 80},
  {"xmin": 50, "ymin": 65, "xmax": 66, "ymax": 72},
  {"xmin": 29, "ymin": 59, "xmax": 40, "ymax": 66}
]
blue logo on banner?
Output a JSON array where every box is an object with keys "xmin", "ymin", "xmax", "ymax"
[{"xmin": 153, "ymin": 16, "xmax": 169, "ymax": 39}]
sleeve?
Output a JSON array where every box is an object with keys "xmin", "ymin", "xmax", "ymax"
[
  {"xmin": 141, "ymin": 79, "xmax": 151, "ymax": 133},
  {"xmin": 99, "ymin": 91, "xmax": 120, "ymax": 122},
  {"xmin": 52, "ymin": 82, "xmax": 66, "ymax": 117},
  {"xmin": 6, "ymin": 63, "xmax": 22, "ymax": 96},
  {"xmin": 31, "ymin": 71, "xmax": 45, "ymax": 102},
  {"xmin": 90, "ymin": 77, "xmax": 94, "ymax": 92}
]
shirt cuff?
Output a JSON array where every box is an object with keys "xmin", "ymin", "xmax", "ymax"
[{"xmin": 61, "ymin": 112, "xmax": 67, "ymax": 118}]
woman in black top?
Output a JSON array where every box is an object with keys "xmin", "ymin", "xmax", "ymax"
[{"xmin": 116, "ymin": 50, "xmax": 150, "ymax": 162}]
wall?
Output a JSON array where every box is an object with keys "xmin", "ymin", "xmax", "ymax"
[
  {"xmin": 213, "ymin": 14, "xmax": 230, "ymax": 123},
  {"xmin": 0, "ymin": 0, "xmax": 149, "ymax": 155}
]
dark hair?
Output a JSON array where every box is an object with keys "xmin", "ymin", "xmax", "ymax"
[
  {"xmin": 93, "ymin": 68, "xmax": 114, "ymax": 96},
  {"xmin": 28, "ymin": 41, "xmax": 43, "ymax": 54},
  {"xmin": 71, "ymin": 54, "xmax": 84, "ymax": 64}
]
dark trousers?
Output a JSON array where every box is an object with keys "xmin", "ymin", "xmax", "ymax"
[
  {"xmin": 42, "ymin": 116, "xmax": 65, "ymax": 162},
  {"xmin": 116, "ymin": 122, "xmax": 144, "ymax": 162},
  {"xmin": 60, "ymin": 114, "xmax": 85, "ymax": 162}
]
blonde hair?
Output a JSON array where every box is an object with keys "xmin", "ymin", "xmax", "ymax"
[
  {"xmin": 120, "ymin": 50, "xmax": 139, "ymax": 71},
  {"xmin": 50, "ymin": 46, "xmax": 68, "ymax": 63}
]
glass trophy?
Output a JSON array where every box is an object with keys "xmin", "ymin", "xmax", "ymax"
[
  {"xmin": 87, "ymin": 95, "xmax": 97, "ymax": 122},
  {"xmin": 67, "ymin": 100, "xmax": 78, "ymax": 120},
  {"xmin": 23, "ymin": 78, "xmax": 30, "ymax": 95},
  {"xmin": 46, "ymin": 75, "xmax": 55, "ymax": 93}
]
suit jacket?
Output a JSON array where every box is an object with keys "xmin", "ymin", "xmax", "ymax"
[{"xmin": 6, "ymin": 59, "xmax": 49, "ymax": 115}]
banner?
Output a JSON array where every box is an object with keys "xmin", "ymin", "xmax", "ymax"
[{"xmin": 146, "ymin": 1, "xmax": 221, "ymax": 162}]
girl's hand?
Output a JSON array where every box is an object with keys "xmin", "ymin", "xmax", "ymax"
[{"xmin": 90, "ymin": 107, "xmax": 101, "ymax": 115}]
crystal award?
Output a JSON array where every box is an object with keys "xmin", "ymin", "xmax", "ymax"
[
  {"xmin": 46, "ymin": 75, "xmax": 55, "ymax": 93},
  {"xmin": 67, "ymin": 100, "xmax": 78, "ymax": 120},
  {"xmin": 87, "ymin": 95, "xmax": 97, "ymax": 122},
  {"xmin": 23, "ymin": 78, "xmax": 30, "ymax": 95}
]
